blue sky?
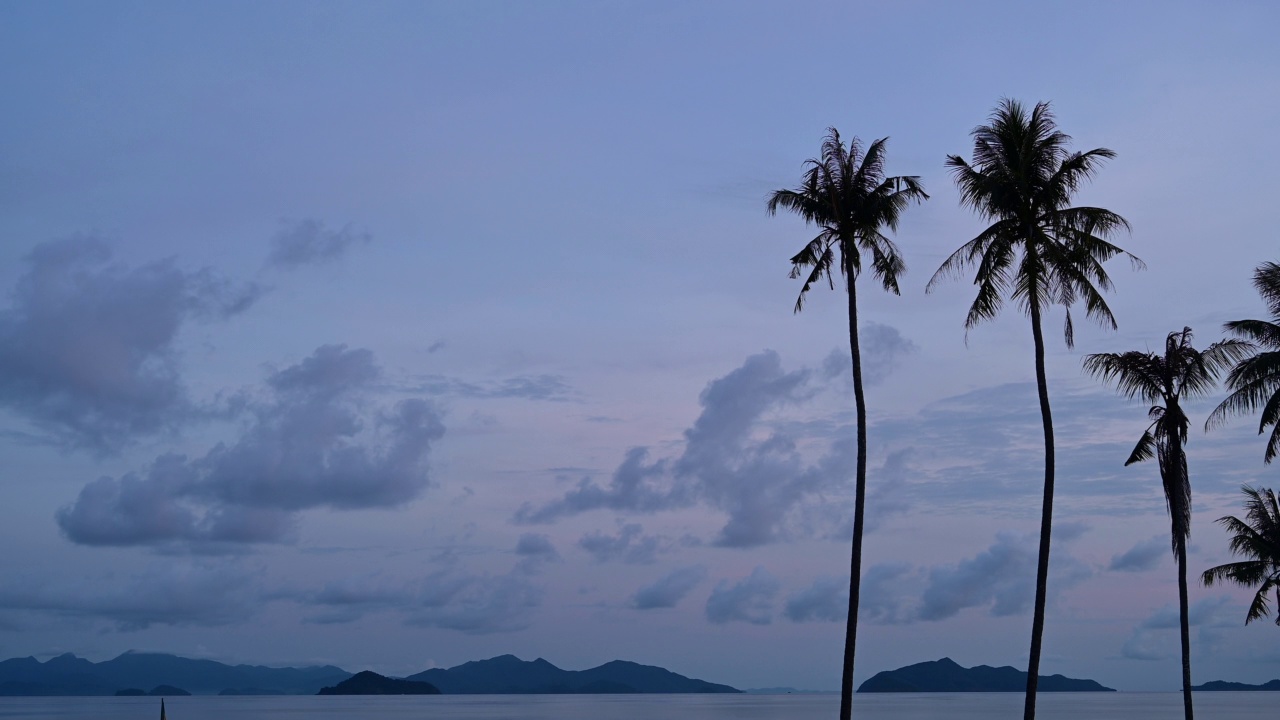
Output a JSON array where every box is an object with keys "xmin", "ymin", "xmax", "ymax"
[{"xmin": 1, "ymin": 0, "xmax": 1278, "ymax": 692}]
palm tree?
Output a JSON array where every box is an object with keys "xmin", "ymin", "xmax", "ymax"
[
  {"xmin": 1202, "ymin": 485, "xmax": 1280, "ymax": 626},
  {"xmin": 1084, "ymin": 328, "xmax": 1248, "ymax": 720},
  {"xmin": 926, "ymin": 99, "xmax": 1140, "ymax": 720},
  {"xmin": 1206, "ymin": 261, "xmax": 1280, "ymax": 462},
  {"xmin": 767, "ymin": 128, "xmax": 926, "ymax": 720}
]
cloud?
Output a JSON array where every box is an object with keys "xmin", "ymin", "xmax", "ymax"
[
  {"xmin": 518, "ymin": 351, "xmax": 854, "ymax": 547},
  {"xmin": 578, "ymin": 523, "xmax": 667, "ymax": 564},
  {"xmin": 515, "ymin": 533, "xmax": 559, "ymax": 560},
  {"xmin": 821, "ymin": 322, "xmax": 917, "ymax": 386},
  {"xmin": 514, "ymin": 447, "xmax": 677, "ymax": 524},
  {"xmin": 1110, "ymin": 535, "xmax": 1169, "ymax": 573},
  {"xmin": 916, "ymin": 530, "xmax": 1091, "ymax": 622},
  {"xmin": 284, "ymin": 547, "xmax": 549, "ymax": 631},
  {"xmin": 632, "ymin": 566, "xmax": 707, "ymax": 609},
  {"xmin": 55, "ymin": 345, "xmax": 445, "ymax": 550},
  {"xmin": 1139, "ymin": 596, "xmax": 1233, "ymax": 631},
  {"xmin": 293, "ymin": 576, "xmax": 413, "ymax": 625},
  {"xmin": 1121, "ymin": 596, "xmax": 1236, "ymax": 661},
  {"xmin": 859, "ymin": 563, "xmax": 916, "ymax": 625},
  {"xmin": 413, "ymin": 374, "xmax": 575, "ymax": 401},
  {"xmin": 785, "ymin": 562, "xmax": 915, "ymax": 625},
  {"xmin": 868, "ymin": 450, "xmax": 913, "ymax": 522},
  {"xmin": 917, "ymin": 532, "xmax": 1036, "ymax": 621},
  {"xmin": 706, "ymin": 567, "xmax": 780, "ymax": 625},
  {"xmin": 514, "ymin": 533, "xmax": 560, "ymax": 573},
  {"xmin": 784, "ymin": 575, "xmax": 847, "ymax": 623},
  {"xmin": 266, "ymin": 219, "xmax": 371, "ymax": 269},
  {"xmin": 0, "ymin": 562, "xmax": 258, "ymax": 631},
  {"xmin": 409, "ymin": 565, "xmax": 543, "ymax": 634},
  {"xmin": 0, "ymin": 236, "xmax": 261, "ymax": 451},
  {"xmin": 676, "ymin": 352, "xmax": 835, "ymax": 547},
  {"xmin": 846, "ymin": 449, "xmax": 914, "ymax": 535}
]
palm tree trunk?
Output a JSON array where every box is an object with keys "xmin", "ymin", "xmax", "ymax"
[
  {"xmin": 839, "ymin": 263, "xmax": 867, "ymax": 720},
  {"xmin": 1023, "ymin": 299, "xmax": 1055, "ymax": 720},
  {"xmin": 1169, "ymin": 423, "xmax": 1194, "ymax": 720},
  {"xmin": 1177, "ymin": 537, "xmax": 1194, "ymax": 720}
]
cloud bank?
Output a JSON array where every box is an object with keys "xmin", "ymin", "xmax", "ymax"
[
  {"xmin": 0, "ymin": 237, "xmax": 261, "ymax": 451},
  {"xmin": 55, "ymin": 345, "xmax": 444, "ymax": 550},
  {"xmin": 632, "ymin": 566, "xmax": 707, "ymax": 609},
  {"xmin": 706, "ymin": 567, "xmax": 779, "ymax": 625},
  {"xmin": 516, "ymin": 351, "xmax": 863, "ymax": 547}
]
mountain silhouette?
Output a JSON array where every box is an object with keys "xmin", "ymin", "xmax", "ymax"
[
  {"xmin": 857, "ymin": 658, "xmax": 1114, "ymax": 693},
  {"xmin": 406, "ymin": 655, "xmax": 739, "ymax": 694},
  {"xmin": 0, "ymin": 652, "xmax": 348, "ymax": 696},
  {"xmin": 0, "ymin": 651, "xmax": 738, "ymax": 695},
  {"xmin": 317, "ymin": 670, "xmax": 440, "ymax": 695},
  {"xmin": 1192, "ymin": 679, "xmax": 1280, "ymax": 691}
]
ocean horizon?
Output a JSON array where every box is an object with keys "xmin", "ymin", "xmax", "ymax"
[{"xmin": 0, "ymin": 691, "xmax": 1273, "ymax": 720}]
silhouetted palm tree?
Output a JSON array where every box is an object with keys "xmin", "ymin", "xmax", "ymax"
[
  {"xmin": 1084, "ymin": 327, "xmax": 1248, "ymax": 720},
  {"xmin": 1207, "ymin": 262, "xmax": 1280, "ymax": 462},
  {"xmin": 768, "ymin": 129, "xmax": 926, "ymax": 720},
  {"xmin": 927, "ymin": 99, "xmax": 1140, "ymax": 720},
  {"xmin": 1202, "ymin": 485, "xmax": 1280, "ymax": 626}
]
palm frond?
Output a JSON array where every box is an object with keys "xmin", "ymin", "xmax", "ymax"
[
  {"xmin": 1201, "ymin": 485, "xmax": 1280, "ymax": 623},
  {"xmin": 1124, "ymin": 427, "xmax": 1157, "ymax": 465},
  {"xmin": 1223, "ymin": 319, "xmax": 1280, "ymax": 348},
  {"xmin": 1252, "ymin": 262, "xmax": 1280, "ymax": 319}
]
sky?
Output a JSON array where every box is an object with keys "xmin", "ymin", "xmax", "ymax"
[{"xmin": 1, "ymin": 0, "xmax": 1278, "ymax": 694}]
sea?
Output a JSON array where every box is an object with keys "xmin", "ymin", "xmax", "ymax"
[{"xmin": 0, "ymin": 692, "xmax": 1273, "ymax": 720}]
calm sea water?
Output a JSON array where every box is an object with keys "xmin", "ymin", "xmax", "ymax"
[{"xmin": 0, "ymin": 692, "xmax": 1272, "ymax": 720}]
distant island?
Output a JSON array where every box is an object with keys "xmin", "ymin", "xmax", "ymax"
[
  {"xmin": 1192, "ymin": 679, "xmax": 1280, "ymax": 691},
  {"xmin": 0, "ymin": 652, "xmax": 348, "ymax": 696},
  {"xmin": 318, "ymin": 671, "xmax": 440, "ymax": 695},
  {"xmin": 114, "ymin": 685, "xmax": 189, "ymax": 696},
  {"xmin": 858, "ymin": 658, "xmax": 1114, "ymax": 693},
  {"xmin": 406, "ymin": 654, "xmax": 740, "ymax": 694},
  {"xmin": 0, "ymin": 651, "xmax": 737, "ymax": 696}
]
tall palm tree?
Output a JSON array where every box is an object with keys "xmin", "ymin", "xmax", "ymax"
[
  {"xmin": 1084, "ymin": 327, "xmax": 1248, "ymax": 720},
  {"xmin": 1202, "ymin": 485, "xmax": 1280, "ymax": 625},
  {"xmin": 768, "ymin": 128, "xmax": 926, "ymax": 720},
  {"xmin": 926, "ymin": 99, "xmax": 1140, "ymax": 720},
  {"xmin": 1206, "ymin": 261, "xmax": 1280, "ymax": 462}
]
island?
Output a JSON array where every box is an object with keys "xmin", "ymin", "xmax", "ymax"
[
  {"xmin": 1192, "ymin": 679, "xmax": 1280, "ymax": 691},
  {"xmin": 114, "ymin": 685, "xmax": 189, "ymax": 696},
  {"xmin": 0, "ymin": 651, "xmax": 349, "ymax": 696},
  {"xmin": 0, "ymin": 650, "xmax": 738, "ymax": 695},
  {"xmin": 317, "ymin": 671, "xmax": 440, "ymax": 695},
  {"xmin": 406, "ymin": 654, "xmax": 739, "ymax": 694},
  {"xmin": 858, "ymin": 658, "xmax": 1114, "ymax": 693}
]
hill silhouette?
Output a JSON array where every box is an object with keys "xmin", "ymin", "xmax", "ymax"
[
  {"xmin": 858, "ymin": 658, "xmax": 1114, "ymax": 693},
  {"xmin": 0, "ymin": 651, "xmax": 738, "ymax": 695},
  {"xmin": 1192, "ymin": 679, "xmax": 1280, "ymax": 691},
  {"xmin": 0, "ymin": 652, "xmax": 347, "ymax": 696},
  {"xmin": 406, "ymin": 655, "xmax": 739, "ymax": 694},
  {"xmin": 317, "ymin": 671, "xmax": 440, "ymax": 695}
]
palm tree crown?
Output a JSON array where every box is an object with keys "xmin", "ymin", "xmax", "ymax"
[
  {"xmin": 768, "ymin": 129, "xmax": 927, "ymax": 309},
  {"xmin": 1084, "ymin": 328, "xmax": 1248, "ymax": 548},
  {"xmin": 927, "ymin": 99, "xmax": 1142, "ymax": 342},
  {"xmin": 1202, "ymin": 486, "xmax": 1280, "ymax": 625},
  {"xmin": 1207, "ymin": 261, "xmax": 1280, "ymax": 462}
]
